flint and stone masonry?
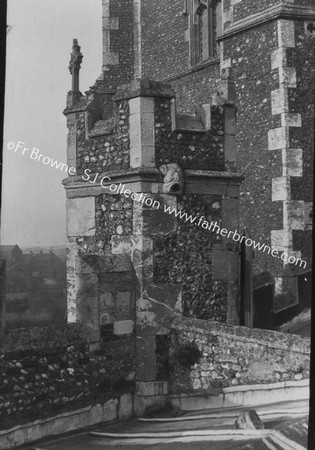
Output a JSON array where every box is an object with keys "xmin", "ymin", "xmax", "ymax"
[
  {"xmin": 219, "ymin": 0, "xmax": 314, "ymax": 311},
  {"xmin": 63, "ymin": 0, "xmax": 313, "ymax": 411},
  {"xmin": 63, "ymin": 21, "xmax": 242, "ymax": 402},
  {"xmin": 91, "ymin": 0, "xmax": 313, "ymax": 315}
]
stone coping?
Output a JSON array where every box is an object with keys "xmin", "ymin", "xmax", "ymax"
[
  {"xmin": 223, "ymin": 379, "xmax": 309, "ymax": 394},
  {"xmin": 63, "ymin": 94, "xmax": 89, "ymax": 115},
  {"xmin": 139, "ymin": 398, "xmax": 309, "ymax": 422},
  {"xmin": 185, "ymin": 170, "xmax": 244, "ymax": 182},
  {"xmin": 0, "ymin": 392, "xmax": 133, "ymax": 450},
  {"xmin": 219, "ymin": 4, "xmax": 315, "ymax": 42},
  {"xmin": 172, "ymin": 317, "xmax": 310, "ymax": 355},
  {"xmin": 63, "ymin": 167, "xmax": 159, "ymax": 188},
  {"xmin": 114, "ymin": 78, "xmax": 175, "ymax": 101},
  {"xmin": 63, "ymin": 169, "xmax": 243, "ymax": 190},
  {"xmin": 136, "ymin": 381, "xmax": 169, "ymax": 396},
  {"xmin": 170, "ymin": 379, "xmax": 309, "ymax": 399}
]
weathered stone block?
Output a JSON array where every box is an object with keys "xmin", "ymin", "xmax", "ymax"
[
  {"xmin": 271, "ymin": 89, "xmax": 289, "ymax": 118},
  {"xmin": 116, "ymin": 291, "xmax": 131, "ymax": 318},
  {"xmin": 67, "ymin": 197, "xmax": 96, "ymax": 237},
  {"xmin": 226, "ymin": 184, "xmax": 240, "ymax": 198},
  {"xmin": 213, "ymin": 247, "xmax": 238, "ymax": 281},
  {"xmin": 224, "ymin": 134, "xmax": 236, "ymax": 171},
  {"xmin": 224, "ymin": 105, "xmax": 236, "ymax": 135},
  {"xmin": 271, "ymin": 47, "xmax": 287, "ymax": 69},
  {"xmin": 136, "ymin": 381, "xmax": 168, "ymax": 396},
  {"xmin": 118, "ymin": 392, "xmax": 133, "ymax": 419},
  {"xmin": 284, "ymin": 148, "xmax": 303, "ymax": 177},
  {"xmin": 77, "ymin": 273, "xmax": 99, "ymax": 342},
  {"xmin": 279, "ymin": 67, "xmax": 296, "ymax": 88},
  {"xmin": 269, "ymin": 127, "xmax": 290, "ymax": 151},
  {"xmin": 272, "ymin": 177, "xmax": 290, "ymax": 201},
  {"xmin": 129, "ymin": 97, "xmax": 155, "ymax": 168},
  {"xmin": 271, "ymin": 230, "xmax": 291, "ymax": 252},
  {"xmin": 113, "ymin": 320, "xmax": 134, "ymax": 335},
  {"xmin": 129, "ymin": 97, "xmax": 155, "ymax": 115},
  {"xmin": 143, "ymin": 196, "xmax": 177, "ymax": 236},
  {"xmin": 102, "ymin": 398, "xmax": 118, "ymax": 422},
  {"xmin": 136, "ymin": 284, "xmax": 182, "ymax": 334},
  {"xmin": 100, "ymin": 312, "xmax": 114, "ymax": 325},
  {"xmin": 100, "ymin": 292, "xmax": 114, "ymax": 309},
  {"xmin": 133, "ymin": 393, "xmax": 168, "ymax": 417},
  {"xmin": 278, "ymin": 20, "xmax": 295, "ymax": 48},
  {"xmin": 284, "ymin": 200, "xmax": 305, "ymax": 230},
  {"xmin": 222, "ymin": 198, "xmax": 239, "ymax": 231},
  {"xmin": 281, "ymin": 113, "xmax": 301, "ymax": 128},
  {"xmin": 136, "ymin": 336, "xmax": 157, "ymax": 381}
]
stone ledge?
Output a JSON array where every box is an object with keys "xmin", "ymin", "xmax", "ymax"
[
  {"xmin": 114, "ymin": 78, "xmax": 175, "ymax": 101},
  {"xmin": 136, "ymin": 381, "xmax": 169, "ymax": 396},
  {"xmin": 63, "ymin": 94, "xmax": 89, "ymax": 115},
  {"xmin": 0, "ymin": 392, "xmax": 134, "ymax": 450},
  {"xmin": 223, "ymin": 378, "xmax": 309, "ymax": 394},
  {"xmin": 185, "ymin": 170, "xmax": 243, "ymax": 183},
  {"xmin": 219, "ymin": 4, "xmax": 315, "ymax": 42},
  {"xmin": 63, "ymin": 167, "xmax": 159, "ymax": 187},
  {"xmin": 170, "ymin": 380, "xmax": 309, "ymax": 412},
  {"xmin": 63, "ymin": 169, "xmax": 243, "ymax": 199}
]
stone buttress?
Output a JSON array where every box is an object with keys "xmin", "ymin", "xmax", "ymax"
[
  {"xmin": 63, "ymin": 0, "xmax": 244, "ymax": 413},
  {"xmin": 63, "ymin": 69, "xmax": 242, "ymax": 411}
]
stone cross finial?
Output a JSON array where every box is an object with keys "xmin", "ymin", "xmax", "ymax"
[{"xmin": 68, "ymin": 39, "xmax": 83, "ymax": 92}]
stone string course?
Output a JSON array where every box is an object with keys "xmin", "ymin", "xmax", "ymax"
[
  {"xmin": 171, "ymin": 317, "xmax": 310, "ymax": 394},
  {"xmin": 231, "ymin": 0, "xmax": 280, "ymax": 23}
]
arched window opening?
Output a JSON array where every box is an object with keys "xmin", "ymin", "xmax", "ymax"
[
  {"xmin": 211, "ymin": 0, "xmax": 222, "ymax": 57},
  {"xmin": 191, "ymin": 0, "xmax": 222, "ymax": 65}
]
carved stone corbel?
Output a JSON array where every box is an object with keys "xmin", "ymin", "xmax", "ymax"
[{"xmin": 160, "ymin": 163, "xmax": 184, "ymax": 195}]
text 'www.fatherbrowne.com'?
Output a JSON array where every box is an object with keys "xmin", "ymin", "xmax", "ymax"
[
  {"xmin": 7, "ymin": 140, "xmax": 307, "ymax": 269},
  {"xmin": 83, "ymin": 169, "xmax": 307, "ymax": 269}
]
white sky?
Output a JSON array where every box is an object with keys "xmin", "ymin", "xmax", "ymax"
[{"xmin": 1, "ymin": 0, "xmax": 102, "ymax": 246}]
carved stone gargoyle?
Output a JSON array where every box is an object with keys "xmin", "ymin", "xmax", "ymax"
[{"xmin": 160, "ymin": 163, "xmax": 184, "ymax": 195}]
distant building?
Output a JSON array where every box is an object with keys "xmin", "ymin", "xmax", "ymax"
[
  {"xmin": 0, "ymin": 246, "xmax": 66, "ymax": 328},
  {"xmin": 0, "ymin": 245, "xmax": 23, "ymax": 263},
  {"xmin": 23, "ymin": 250, "xmax": 65, "ymax": 288},
  {"xmin": 0, "ymin": 245, "xmax": 25, "ymax": 292}
]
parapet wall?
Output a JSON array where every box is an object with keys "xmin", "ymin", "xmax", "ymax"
[
  {"xmin": 0, "ymin": 325, "xmax": 135, "ymax": 430},
  {"xmin": 171, "ymin": 316, "xmax": 310, "ymax": 394}
]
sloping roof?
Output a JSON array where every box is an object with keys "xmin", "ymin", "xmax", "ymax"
[
  {"xmin": 0, "ymin": 245, "xmax": 22, "ymax": 260},
  {"xmin": 23, "ymin": 252, "xmax": 63, "ymax": 265}
]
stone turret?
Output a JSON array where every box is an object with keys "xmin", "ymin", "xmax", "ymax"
[{"xmin": 64, "ymin": 70, "xmax": 242, "ymax": 413}]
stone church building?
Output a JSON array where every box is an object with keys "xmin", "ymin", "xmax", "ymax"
[{"xmin": 63, "ymin": 0, "xmax": 313, "ymax": 393}]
